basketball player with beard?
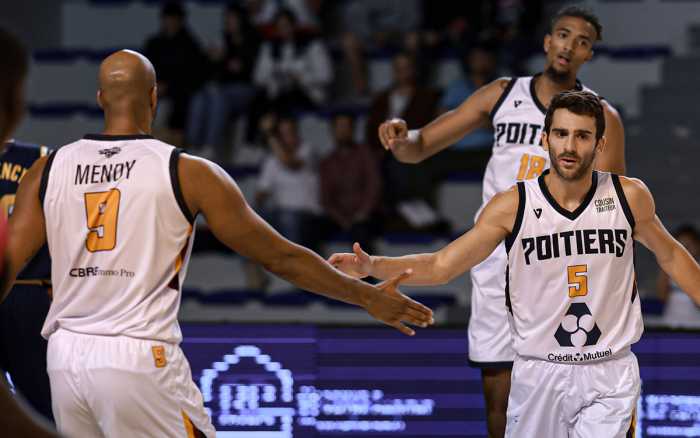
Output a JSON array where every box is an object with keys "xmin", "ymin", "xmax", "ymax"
[
  {"xmin": 374, "ymin": 6, "xmax": 625, "ymax": 436},
  {"xmin": 331, "ymin": 90, "xmax": 700, "ymax": 437}
]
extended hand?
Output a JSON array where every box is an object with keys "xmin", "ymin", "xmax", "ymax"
[
  {"xmin": 328, "ymin": 242, "xmax": 372, "ymax": 278},
  {"xmin": 365, "ymin": 270, "xmax": 434, "ymax": 336},
  {"xmin": 378, "ymin": 118, "xmax": 409, "ymax": 152}
]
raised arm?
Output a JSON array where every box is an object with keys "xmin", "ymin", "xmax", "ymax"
[
  {"xmin": 623, "ymin": 177, "xmax": 700, "ymax": 304},
  {"xmin": 179, "ymin": 154, "xmax": 433, "ymax": 334},
  {"xmin": 0, "ymin": 156, "xmax": 48, "ymax": 301},
  {"xmin": 329, "ymin": 186, "xmax": 519, "ymax": 285},
  {"xmin": 378, "ymin": 78, "xmax": 509, "ymax": 164},
  {"xmin": 593, "ymin": 101, "xmax": 625, "ymax": 174}
]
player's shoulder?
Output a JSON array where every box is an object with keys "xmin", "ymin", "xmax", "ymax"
[
  {"xmin": 616, "ymin": 175, "xmax": 654, "ymax": 219},
  {"xmin": 617, "ymin": 175, "xmax": 650, "ymax": 197},
  {"xmin": 486, "ymin": 184, "xmax": 521, "ymax": 216}
]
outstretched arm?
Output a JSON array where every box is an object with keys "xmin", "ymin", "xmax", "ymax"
[
  {"xmin": 0, "ymin": 156, "xmax": 48, "ymax": 302},
  {"xmin": 593, "ymin": 101, "xmax": 625, "ymax": 174},
  {"xmin": 624, "ymin": 177, "xmax": 700, "ymax": 304},
  {"xmin": 379, "ymin": 78, "xmax": 509, "ymax": 163},
  {"xmin": 179, "ymin": 154, "xmax": 433, "ymax": 334},
  {"xmin": 329, "ymin": 186, "xmax": 519, "ymax": 285}
]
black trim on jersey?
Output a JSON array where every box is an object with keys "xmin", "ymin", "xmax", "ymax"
[
  {"xmin": 83, "ymin": 134, "xmax": 155, "ymax": 141},
  {"xmin": 468, "ymin": 359, "xmax": 514, "ymax": 369},
  {"xmin": 505, "ymin": 181, "xmax": 526, "ymax": 254},
  {"xmin": 169, "ymin": 148, "xmax": 195, "ymax": 224},
  {"xmin": 611, "ymin": 174, "xmax": 636, "ymax": 230},
  {"xmin": 530, "ymin": 73, "xmax": 584, "ymax": 115},
  {"xmin": 538, "ymin": 169, "xmax": 598, "ymax": 221},
  {"xmin": 488, "ymin": 77, "xmax": 517, "ymax": 121},
  {"xmin": 505, "ymin": 264, "xmax": 513, "ymax": 315},
  {"xmin": 38, "ymin": 150, "xmax": 57, "ymax": 206}
]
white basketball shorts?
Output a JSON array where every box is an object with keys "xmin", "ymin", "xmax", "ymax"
[
  {"xmin": 506, "ymin": 349, "xmax": 640, "ymax": 438},
  {"xmin": 47, "ymin": 329, "xmax": 216, "ymax": 438},
  {"xmin": 469, "ymin": 242, "xmax": 515, "ymax": 366}
]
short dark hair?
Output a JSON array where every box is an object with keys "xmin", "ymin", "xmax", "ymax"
[
  {"xmin": 551, "ymin": 5, "xmax": 602, "ymax": 42},
  {"xmin": 0, "ymin": 27, "xmax": 28, "ymax": 127},
  {"xmin": 544, "ymin": 91, "xmax": 605, "ymax": 141}
]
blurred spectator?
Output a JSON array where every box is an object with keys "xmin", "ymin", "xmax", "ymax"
[
  {"xmin": 252, "ymin": 8, "xmax": 332, "ymax": 112},
  {"xmin": 365, "ymin": 52, "xmax": 440, "ymax": 208},
  {"xmin": 440, "ymin": 42, "xmax": 497, "ymax": 150},
  {"xmin": 255, "ymin": 115, "xmax": 324, "ymax": 247},
  {"xmin": 488, "ymin": 0, "xmax": 543, "ymax": 75},
  {"xmin": 430, "ymin": 41, "xmax": 498, "ymax": 179},
  {"xmin": 420, "ymin": 1, "xmax": 487, "ymax": 49},
  {"xmin": 320, "ymin": 113, "xmax": 382, "ymax": 253},
  {"xmin": 186, "ymin": 3, "xmax": 261, "ymax": 162},
  {"xmin": 657, "ymin": 224, "xmax": 700, "ymax": 327},
  {"xmin": 246, "ymin": 114, "xmax": 325, "ymax": 289},
  {"xmin": 339, "ymin": 0, "xmax": 420, "ymax": 96},
  {"xmin": 246, "ymin": 0, "xmax": 321, "ymax": 32},
  {"xmin": 144, "ymin": 1, "xmax": 209, "ymax": 143}
]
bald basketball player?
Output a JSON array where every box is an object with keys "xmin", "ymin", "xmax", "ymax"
[
  {"xmin": 0, "ymin": 27, "xmax": 61, "ymax": 438},
  {"xmin": 0, "ymin": 50, "xmax": 433, "ymax": 437}
]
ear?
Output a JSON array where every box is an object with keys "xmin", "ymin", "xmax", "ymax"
[
  {"xmin": 541, "ymin": 131, "xmax": 550, "ymax": 152},
  {"xmin": 96, "ymin": 89, "xmax": 104, "ymax": 110},
  {"xmin": 585, "ymin": 49, "xmax": 594, "ymax": 62},
  {"xmin": 544, "ymin": 34, "xmax": 551, "ymax": 54},
  {"xmin": 150, "ymin": 85, "xmax": 158, "ymax": 112},
  {"xmin": 595, "ymin": 135, "xmax": 606, "ymax": 154}
]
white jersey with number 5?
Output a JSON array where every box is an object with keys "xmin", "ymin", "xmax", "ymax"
[
  {"xmin": 505, "ymin": 170, "xmax": 643, "ymax": 363},
  {"xmin": 40, "ymin": 134, "xmax": 195, "ymax": 343},
  {"xmin": 485, "ymin": 74, "xmax": 594, "ymax": 206}
]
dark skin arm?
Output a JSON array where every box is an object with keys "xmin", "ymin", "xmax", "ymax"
[
  {"xmin": 178, "ymin": 154, "xmax": 433, "ymax": 334},
  {"xmin": 380, "ymin": 79, "xmax": 626, "ymax": 174},
  {"xmin": 379, "ymin": 78, "xmax": 508, "ymax": 163},
  {"xmin": 1, "ymin": 154, "xmax": 433, "ymax": 335}
]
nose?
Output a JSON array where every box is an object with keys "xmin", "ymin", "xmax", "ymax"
[{"xmin": 563, "ymin": 134, "xmax": 577, "ymax": 153}]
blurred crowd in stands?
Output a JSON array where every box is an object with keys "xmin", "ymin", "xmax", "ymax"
[
  {"xmin": 137, "ymin": 1, "xmax": 700, "ymax": 324},
  {"xmin": 142, "ymin": 0, "xmax": 546, "ymax": 286}
]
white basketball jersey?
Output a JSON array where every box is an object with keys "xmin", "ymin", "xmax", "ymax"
[
  {"xmin": 40, "ymin": 134, "xmax": 195, "ymax": 343},
  {"xmin": 484, "ymin": 74, "xmax": 594, "ymax": 206},
  {"xmin": 505, "ymin": 170, "xmax": 643, "ymax": 363}
]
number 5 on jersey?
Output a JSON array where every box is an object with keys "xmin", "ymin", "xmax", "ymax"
[
  {"xmin": 84, "ymin": 189, "xmax": 120, "ymax": 252},
  {"xmin": 568, "ymin": 265, "xmax": 588, "ymax": 297}
]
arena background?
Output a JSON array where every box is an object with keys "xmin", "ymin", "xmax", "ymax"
[{"xmin": 3, "ymin": 1, "xmax": 700, "ymax": 436}]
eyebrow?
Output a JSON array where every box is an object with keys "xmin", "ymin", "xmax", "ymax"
[
  {"xmin": 555, "ymin": 25, "xmax": 594, "ymax": 42},
  {"xmin": 552, "ymin": 128, "xmax": 594, "ymax": 135}
]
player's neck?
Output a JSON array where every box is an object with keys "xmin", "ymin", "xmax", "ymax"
[
  {"xmin": 535, "ymin": 73, "xmax": 578, "ymax": 108},
  {"xmin": 102, "ymin": 118, "xmax": 151, "ymax": 136},
  {"xmin": 543, "ymin": 170, "xmax": 595, "ymax": 212}
]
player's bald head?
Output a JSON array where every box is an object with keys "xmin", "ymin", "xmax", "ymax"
[{"xmin": 98, "ymin": 50, "xmax": 156, "ymax": 110}]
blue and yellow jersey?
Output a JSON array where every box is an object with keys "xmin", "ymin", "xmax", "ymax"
[{"xmin": 0, "ymin": 140, "xmax": 51, "ymax": 283}]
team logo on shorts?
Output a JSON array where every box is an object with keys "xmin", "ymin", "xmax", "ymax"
[
  {"xmin": 554, "ymin": 302, "xmax": 601, "ymax": 347},
  {"xmin": 98, "ymin": 147, "xmax": 121, "ymax": 158}
]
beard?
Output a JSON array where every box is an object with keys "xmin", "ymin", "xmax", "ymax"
[
  {"xmin": 548, "ymin": 148, "xmax": 596, "ymax": 181},
  {"xmin": 544, "ymin": 65, "xmax": 572, "ymax": 84}
]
